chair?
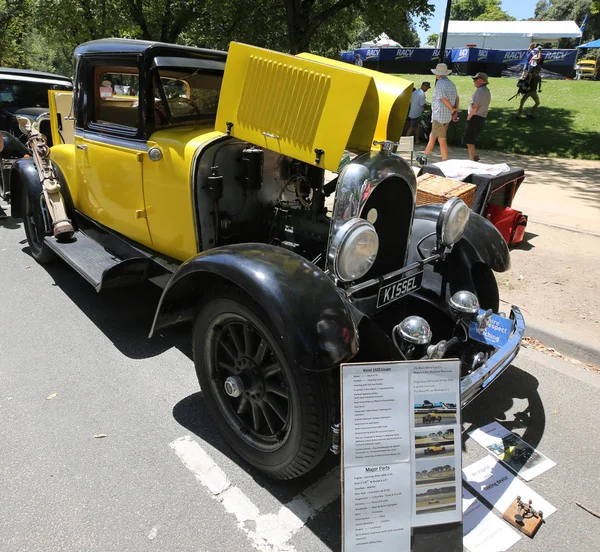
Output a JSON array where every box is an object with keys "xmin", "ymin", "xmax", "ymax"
[{"xmin": 397, "ymin": 136, "xmax": 414, "ymax": 166}]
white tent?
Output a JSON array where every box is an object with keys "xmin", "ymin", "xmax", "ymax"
[
  {"xmin": 442, "ymin": 20, "xmax": 582, "ymax": 49},
  {"xmin": 361, "ymin": 33, "xmax": 402, "ymax": 48}
]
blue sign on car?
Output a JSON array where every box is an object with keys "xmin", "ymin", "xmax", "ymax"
[{"xmin": 469, "ymin": 311, "xmax": 513, "ymax": 348}]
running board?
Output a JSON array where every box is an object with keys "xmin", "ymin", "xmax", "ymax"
[{"xmin": 44, "ymin": 231, "xmax": 148, "ymax": 292}]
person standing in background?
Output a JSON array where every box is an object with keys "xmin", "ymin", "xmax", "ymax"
[
  {"xmin": 406, "ymin": 81, "xmax": 431, "ymax": 143},
  {"xmin": 420, "ymin": 63, "xmax": 459, "ymax": 164},
  {"xmin": 354, "ymin": 54, "xmax": 363, "ymax": 67},
  {"xmin": 464, "ymin": 72, "xmax": 491, "ymax": 162}
]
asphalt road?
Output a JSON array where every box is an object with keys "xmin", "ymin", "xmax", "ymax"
[{"xmin": 2, "ymin": 207, "xmax": 600, "ymax": 552}]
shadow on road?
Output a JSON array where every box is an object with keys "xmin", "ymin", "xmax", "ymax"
[
  {"xmin": 25, "ymin": 250, "xmax": 192, "ymax": 360},
  {"xmin": 463, "ymin": 364, "xmax": 545, "ymax": 451},
  {"xmin": 172, "ymin": 391, "xmax": 342, "ymax": 551}
]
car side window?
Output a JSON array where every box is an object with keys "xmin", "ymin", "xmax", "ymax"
[{"xmin": 92, "ymin": 66, "xmax": 140, "ymax": 131}]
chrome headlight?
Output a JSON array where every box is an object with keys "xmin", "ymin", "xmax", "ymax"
[
  {"xmin": 436, "ymin": 197, "xmax": 470, "ymax": 246},
  {"xmin": 329, "ymin": 218, "xmax": 379, "ymax": 282}
]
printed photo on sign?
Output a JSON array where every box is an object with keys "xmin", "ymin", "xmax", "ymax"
[
  {"xmin": 414, "ymin": 428, "xmax": 454, "ymax": 459},
  {"xmin": 414, "ymin": 393, "xmax": 457, "ymax": 427},
  {"xmin": 468, "ymin": 422, "xmax": 555, "ymax": 481},
  {"xmin": 415, "ymin": 485, "xmax": 456, "ymax": 515},
  {"xmin": 415, "ymin": 457, "xmax": 456, "ymax": 487}
]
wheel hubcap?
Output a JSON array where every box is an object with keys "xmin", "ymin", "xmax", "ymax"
[{"xmin": 224, "ymin": 376, "xmax": 244, "ymax": 398}]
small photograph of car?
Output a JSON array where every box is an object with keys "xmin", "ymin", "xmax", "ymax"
[
  {"xmin": 424, "ymin": 445, "xmax": 446, "ymax": 455},
  {"xmin": 415, "ymin": 486, "xmax": 456, "ymax": 514},
  {"xmin": 414, "ymin": 393, "xmax": 458, "ymax": 427},
  {"xmin": 415, "ymin": 459, "xmax": 455, "ymax": 486}
]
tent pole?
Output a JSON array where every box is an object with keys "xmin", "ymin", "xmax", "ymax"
[{"xmin": 438, "ymin": 0, "xmax": 453, "ymax": 64}]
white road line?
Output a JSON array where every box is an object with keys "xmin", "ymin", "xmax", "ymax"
[{"xmin": 170, "ymin": 436, "xmax": 340, "ymax": 552}]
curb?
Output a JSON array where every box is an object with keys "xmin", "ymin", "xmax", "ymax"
[{"xmin": 523, "ymin": 321, "xmax": 600, "ymax": 367}]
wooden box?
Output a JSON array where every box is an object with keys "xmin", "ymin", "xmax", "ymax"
[{"xmin": 416, "ymin": 173, "xmax": 476, "ymax": 207}]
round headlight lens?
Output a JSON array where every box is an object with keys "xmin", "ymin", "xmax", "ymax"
[
  {"xmin": 437, "ymin": 197, "xmax": 470, "ymax": 246},
  {"xmin": 329, "ymin": 219, "xmax": 379, "ymax": 282}
]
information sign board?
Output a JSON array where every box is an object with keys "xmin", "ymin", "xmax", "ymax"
[{"xmin": 341, "ymin": 359, "xmax": 462, "ymax": 551}]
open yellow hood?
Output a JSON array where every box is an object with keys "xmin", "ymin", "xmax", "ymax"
[
  {"xmin": 216, "ymin": 43, "xmax": 391, "ymax": 172},
  {"xmin": 297, "ymin": 53, "xmax": 413, "ymax": 149}
]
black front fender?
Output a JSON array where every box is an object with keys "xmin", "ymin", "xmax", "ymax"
[
  {"xmin": 408, "ymin": 204, "xmax": 510, "ymax": 311},
  {"xmin": 151, "ymin": 243, "xmax": 359, "ymax": 371}
]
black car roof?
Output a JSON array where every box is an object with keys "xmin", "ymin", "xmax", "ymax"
[
  {"xmin": 75, "ymin": 38, "xmax": 227, "ymax": 62},
  {"xmin": 0, "ymin": 67, "xmax": 72, "ymax": 83}
]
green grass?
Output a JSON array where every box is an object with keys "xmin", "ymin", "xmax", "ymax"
[{"xmin": 396, "ymin": 74, "xmax": 600, "ymax": 160}]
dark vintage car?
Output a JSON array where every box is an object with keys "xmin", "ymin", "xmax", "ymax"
[
  {"xmin": 9, "ymin": 39, "xmax": 525, "ymax": 480},
  {"xmin": 0, "ymin": 67, "xmax": 72, "ymax": 203}
]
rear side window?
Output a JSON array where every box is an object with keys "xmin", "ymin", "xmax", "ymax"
[{"xmin": 92, "ymin": 66, "xmax": 140, "ymax": 131}]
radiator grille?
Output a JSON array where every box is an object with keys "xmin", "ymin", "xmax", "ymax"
[{"xmin": 237, "ymin": 56, "xmax": 331, "ymax": 152}]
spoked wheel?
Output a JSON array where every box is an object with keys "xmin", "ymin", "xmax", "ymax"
[
  {"xmin": 193, "ymin": 289, "xmax": 332, "ymax": 480},
  {"xmin": 22, "ymin": 186, "xmax": 55, "ymax": 264}
]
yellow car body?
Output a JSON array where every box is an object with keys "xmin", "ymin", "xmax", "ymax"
[{"xmin": 578, "ymin": 59, "xmax": 597, "ymax": 80}]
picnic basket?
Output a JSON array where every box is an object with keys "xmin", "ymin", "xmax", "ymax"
[{"xmin": 416, "ymin": 173, "xmax": 476, "ymax": 207}]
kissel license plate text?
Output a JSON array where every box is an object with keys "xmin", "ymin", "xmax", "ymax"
[{"xmin": 377, "ymin": 272, "xmax": 423, "ymax": 308}]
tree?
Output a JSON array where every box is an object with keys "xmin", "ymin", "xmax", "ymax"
[
  {"xmin": 0, "ymin": 0, "xmax": 32, "ymax": 67},
  {"xmin": 427, "ymin": 33, "xmax": 439, "ymax": 46},
  {"xmin": 535, "ymin": 0, "xmax": 600, "ymax": 44},
  {"xmin": 451, "ymin": 0, "xmax": 514, "ymax": 21}
]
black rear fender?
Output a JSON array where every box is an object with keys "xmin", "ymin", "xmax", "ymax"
[{"xmin": 151, "ymin": 243, "xmax": 359, "ymax": 371}]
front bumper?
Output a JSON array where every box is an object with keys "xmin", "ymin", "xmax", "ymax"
[{"xmin": 460, "ymin": 306, "xmax": 525, "ymax": 406}]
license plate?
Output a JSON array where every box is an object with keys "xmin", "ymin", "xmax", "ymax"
[
  {"xmin": 469, "ymin": 310, "xmax": 513, "ymax": 348},
  {"xmin": 376, "ymin": 272, "xmax": 423, "ymax": 308}
]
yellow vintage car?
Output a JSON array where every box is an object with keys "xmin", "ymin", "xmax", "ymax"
[
  {"xmin": 8, "ymin": 39, "xmax": 524, "ymax": 479},
  {"xmin": 578, "ymin": 59, "xmax": 597, "ymax": 80}
]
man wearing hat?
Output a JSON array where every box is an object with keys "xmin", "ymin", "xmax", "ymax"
[
  {"xmin": 423, "ymin": 63, "xmax": 459, "ymax": 162},
  {"xmin": 406, "ymin": 81, "xmax": 431, "ymax": 142},
  {"xmin": 464, "ymin": 72, "xmax": 491, "ymax": 162}
]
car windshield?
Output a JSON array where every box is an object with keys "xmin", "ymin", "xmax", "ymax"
[
  {"xmin": 0, "ymin": 78, "xmax": 71, "ymax": 108},
  {"xmin": 154, "ymin": 68, "xmax": 222, "ymax": 126}
]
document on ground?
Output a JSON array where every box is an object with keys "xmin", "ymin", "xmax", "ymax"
[
  {"xmin": 343, "ymin": 463, "xmax": 411, "ymax": 552},
  {"xmin": 468, "ymin": 421, "xmax": 556, "ymax": 481},
  {"xmin": 462, "ymin": 456, "xmax": 557, "ymax": 518},
  {"xmin": 342, "ymin": 363, "xmax": 410, "ymax": 467},
  {"xmin": 462, "ymin": 487, "xmax": 521, "ymax": 552}
]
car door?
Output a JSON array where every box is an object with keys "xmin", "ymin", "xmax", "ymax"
[{"xmin": 74, "ymin": 59, "xmax": 152, "ymax": 248}]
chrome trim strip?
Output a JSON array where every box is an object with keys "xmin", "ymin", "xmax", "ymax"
[
  {"xmin": 75, "ymin": 129, "xmax": 149, "ymax": 151},
  {"xmin": 461, "ymin": 306, "xmax": 525, "ymax": 406}
]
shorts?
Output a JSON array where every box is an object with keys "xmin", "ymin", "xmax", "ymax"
[
  {"xmin": 430, "ymin": 120, "xmax": 449, "ymax": 139},
  {"xmin": 463, "ymin": 115, "xmax": 486, "ymax": 145},
  {"xmin": 521, "ymin": 91, "xmax": 539, "ymax": 104}
]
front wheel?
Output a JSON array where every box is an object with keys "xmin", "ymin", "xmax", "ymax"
[
  {"xmin": 193, "ymin": 289, "xmax": 332, "ymax": 480},
  {"xmin": 22, "ymin": 186, "xmax": 55, "ymax": 264}
]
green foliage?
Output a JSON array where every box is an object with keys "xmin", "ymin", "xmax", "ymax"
[
  {"xmin": 427, "ymin": 33, "xmax": 440, "ymax": 46},
  {"xmin": 535, "ymin": 0, "xmax": 600, "ymax": 45},
  {"xmin": 451, "ymin": 0, "xmax": 514, "ymax": 21}
]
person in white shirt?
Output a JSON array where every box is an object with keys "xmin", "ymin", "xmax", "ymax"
[
  {"xmin": 406, "ymin": 81, "xmax": 430, "ymax": 142},
  {"xmin": 354, "ymin": 54, "xmax": 363, "ymax": 67}
]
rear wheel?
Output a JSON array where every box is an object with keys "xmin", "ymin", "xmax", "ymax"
[
  {"xmin": 22, "ymin": 186, "xmax": 55, "ymax": 264},
  {"xmin": 193, "ymin": 289, "xmax": 332, "ymax": 480}
]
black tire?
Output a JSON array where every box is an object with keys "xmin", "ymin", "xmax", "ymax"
[
  {"xmin": 22, "ymin": 186, "xmax": 55, "ymax": 264},
  {"xmin": 192, "ymin": 288, "xmax": 332, "ymax": 480}
]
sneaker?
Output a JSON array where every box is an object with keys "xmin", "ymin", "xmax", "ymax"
[
  {"xmin": 416, "ymin": 154, "xmax": 428, "ymax": 167},
  {"xmin": 473, "ymin": 156, "xmax": 480, "ymax": 162},
  {"xmin": 526, "ymin": 113, "xmax": 535, "ymax": 119}
]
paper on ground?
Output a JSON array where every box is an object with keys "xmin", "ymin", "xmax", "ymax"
[
  {"xmin": 463, "ymin": 487, "xmax": 521, "ymax": 552},
  {"xmin": 462, "ymin": 456, "xmax": 556, "ymax": 518},
  {"xmin": 469, "ymin": 422, "xmax": 556, "ymax": 481}
]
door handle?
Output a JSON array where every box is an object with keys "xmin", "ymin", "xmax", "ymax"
[{"xmin": 76, "ymin": 144, "xmax": 87, "ymax": 150}]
